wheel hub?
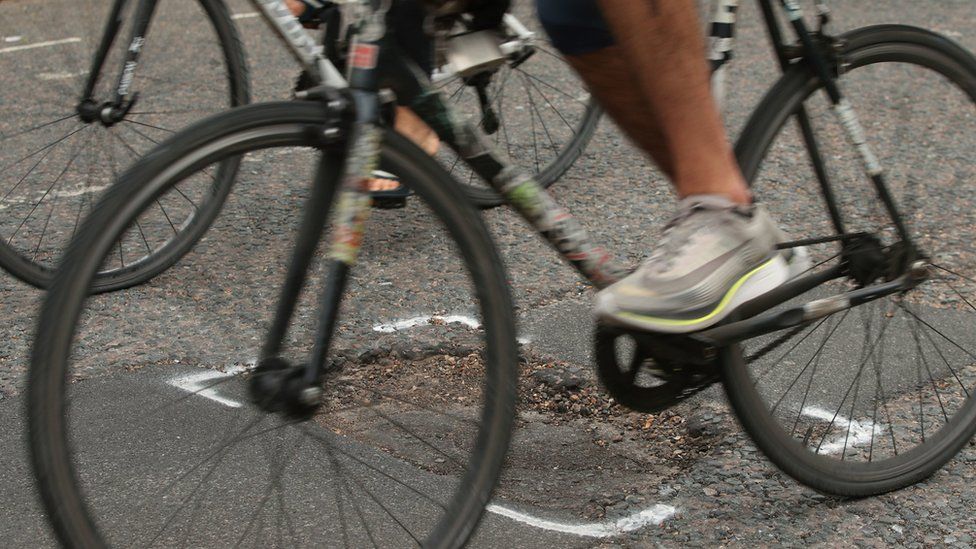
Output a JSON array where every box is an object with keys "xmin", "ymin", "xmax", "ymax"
[
  {"xmin": 75, "ymin": 95, "xmax": 139, "ymax": 127},
  {"xmin": 249, "ymin": 357, "xmax": 323, "ymax": 418}
]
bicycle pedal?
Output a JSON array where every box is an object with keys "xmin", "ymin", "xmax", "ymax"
[{"xmin": 372, "ymin": 197, "xmax": 407, "ymax": 209}]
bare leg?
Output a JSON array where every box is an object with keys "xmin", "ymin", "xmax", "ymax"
[
  {"xmin": 563, "ymin": 47, "xmax": 675, "ymax": 179},
  {"xmin": 572, "ymin": 0, "xmax": 750, "ymax": 204},
  {"xmin": 372, "ymin": 108, "xmax": 441, "ymax": 191},
  {"xmin": 285, "ymin": 1, "xmax": 440, "ymax": 192}
]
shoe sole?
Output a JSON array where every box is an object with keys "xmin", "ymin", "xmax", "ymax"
[{"xmin": 596, "ymin": 254, "xmax": 791, "ymax": 335}]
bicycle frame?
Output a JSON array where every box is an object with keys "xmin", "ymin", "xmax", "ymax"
[{"xmin": 223, "ymin": 0, "xmax": 913, "ymax": 379}]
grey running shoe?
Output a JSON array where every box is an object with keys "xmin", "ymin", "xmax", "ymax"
[{"xmin": 595, "ymin": 195, "xmax": 792, "ymax": 334}]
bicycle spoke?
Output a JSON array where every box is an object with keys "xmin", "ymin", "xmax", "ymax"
[
  {"xmin": 233, "ymin": 434, "xmax": 303, "ymax": 547},
  {"xmin": 369, "ymin": 405, "xmax": 467, "ymax": 469},
  {"xmin": 141, "ymin": 411, "xmax": 268, "ymax": 545},
  {"xmin": 777, "ymin": 312, "xmax": 848, "ymax": 428},
  {"xmin": 871, "ymin": 310, "xmax": 899, "ymax": 457},
  {"xmin": 0, "ymin": 113, "xmax": 77, "ymax": 142},
  {"xmin": 516, "ymin": 70, "xmax": 589, "ymax": 107},
  {"xmin": 522, "ymin": 73, "xmax": 558, "ymax": 156},
  {"xmin": 31, "ymin": 141, "xmax": 83, "ymax": 260},
  {"xmin": 752, "ymin": 315, "xmax": 830, "ymax": 383},
  {"xmin": 0, "ymin": 124, "xmax": 87, "ymax": 204},
  {"xmin": 123, "ymin": 118, "xmax": 176, "ymax": 134},
  {"xmin": 915, "ymin": 314, "xmax": 971, "ymax": 398},
  {"xmin": 334, "ymin": 448, "xmax": 424, "ymax": 547},
  {"xmin": 898, "ymin": 303, "xmax": 976, "ymax": 363},
  {"xmin": 518, "ymin": 69, "xmax": 585, "ymax": 132},
  {"xmin": 322, "ymin": 444, "xmax": 382, "ymax": 549},
  {"xmin": 340, "ymin": 381, "xmax": 482, "ymax": 427},
  {"xmin": 120, "ymin": 121, "xmax": 161, "ymax": 145},
  {"xmin": 8, "ymin": 137, "xmax": 86, "ymax": 246},
  {"xmin": 521, "ymin": 75, "xmax": 540, "ymax": 172},
  {"xmin": 303, "ymin": 426, "xmax": 447, "ymax": 511},
  {"xmin": 813, "ymin": 304, "xmax": 894, "ymax": 454},
  {"xmin": 911, "ymin": 316, "xmax": 950, "ymax": 424}
]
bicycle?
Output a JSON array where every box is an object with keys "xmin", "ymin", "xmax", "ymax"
[
  {"xmin": 0, "ymin": 0, "xmax": 597, "ymax": 291},
  {"xmin": 28, "ymin": 0, "xmax": 976, "ymax": 546}
]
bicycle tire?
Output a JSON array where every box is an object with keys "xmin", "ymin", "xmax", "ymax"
[
  {"xmin": 29, "ymin": 101, "xmax": 518, "ymax": 548},
  {"xmin": 0, "ymin": 0, "xmax": 249, "ymax": 293},
  {"xmin": 726, "ymin": 25, "xmax": 976, "ymax": 496}
]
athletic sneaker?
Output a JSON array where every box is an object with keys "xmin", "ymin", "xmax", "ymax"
[{"xmin": 595, "ymin": 194, "xmax": 794, "ymax": 334}]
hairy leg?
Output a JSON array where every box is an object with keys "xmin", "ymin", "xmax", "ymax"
[
  {"xmin": 286, "ymin": 1, "xmax": 438, "ymax": 192},
  {"xmin": 562, "ymin": 0, "xmax": 750, "ymax": 204},
  {"xmin": 563, "ymin": 47, "xmax": 675, "ymax": 179}
]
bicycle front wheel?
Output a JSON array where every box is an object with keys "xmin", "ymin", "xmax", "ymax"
[
  {"xmin": 29, "ymin": 102, "xmax": 518, "ymax": 547},
  {"xmin": 0, "ymin": 0, "xmax": 248, "ymax": 291},
  {"xmin": 726, "ymin": 26, "xmax": 976, "ymax": 496}
]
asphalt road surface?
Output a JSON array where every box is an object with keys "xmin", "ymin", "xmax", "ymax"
[{"xmin": 2, "ymin": 0, "xmax": 976, "ymax": 547}]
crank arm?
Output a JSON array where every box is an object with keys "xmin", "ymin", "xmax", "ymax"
[{"xmin": 695, "ymin": 261, "xmax": 929, "ymax": 347}]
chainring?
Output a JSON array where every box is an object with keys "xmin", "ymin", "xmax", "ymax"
[{"xmin": 594, "ymin": 323, "xmax": 720, "ymax": 413}]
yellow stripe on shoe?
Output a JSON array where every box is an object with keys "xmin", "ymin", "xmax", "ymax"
[{"xmin": 613, "ymin": 256, "xmax": 784, "ymax": 332}]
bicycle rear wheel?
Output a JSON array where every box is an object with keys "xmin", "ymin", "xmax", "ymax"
[
  {"xmin": 29, "ymin": 102, "xmax": 518, "ymax": 547},
  {"xmin": 432, "ymin": 4, "xmax": 601, "ymax": 208},
  {"xmin": 0, "ymin": 0, "xmax": 248, "ymax": 291},
  {"xmin": 725, "ymin": 26, "xmax": 976, "ymax": 496}
]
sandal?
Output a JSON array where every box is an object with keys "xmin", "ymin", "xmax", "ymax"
[
  {"xmin": 295, "ymin": 0, "xmax": 332, "ymax": 28},
  {"xmin": 369, "ymin": 170, "xmax": 412, "ymax": 209}
]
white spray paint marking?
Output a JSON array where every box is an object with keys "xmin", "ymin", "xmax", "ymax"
[
  {"xmin": 0, "ymin": 184, "xmax": 112, "ymax": 211},
  {"xmin": 372, "ymin": 314, "xmax": 536, "ymax": 346},
  {"xmin": 49, "ymin": 184, "xmax": 110, "ymax": 198},
  {"xmin": 169, "ymin": 360, "xmax": 676, "ymax": 539},
  {"xmin": 0, "ymin": 37, "xmax": 81, "ymax": 55},
  {"xmin": 231, "ymin": 12, "xmax": 260, "ymax": 20},
  {"xmin": 38, "ymin": 70, "xmax": 88, "ymax": 81},
  {"xmin": 487, "ymin": 503, "xmax": 677, "ymax": 538},
  {"xmin": 167, "ymin": 362, "xmax": 253, "ymax": 408},
  {"xmin": 4, "ymin": 36, "xmax": 23, "ymax": 43},
  {"xmin": 373, "ymin": 315, "xmax": 480, "ymax": 333},
  {"xmin": 801, "ymin": 406, "xmax": 883, "ymax": 454}
]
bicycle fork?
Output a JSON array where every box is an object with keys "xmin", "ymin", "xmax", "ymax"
[
  {"xmin": 78, "ymin": 0, "xmax": 159, "ymax": 126},
  {"xmin": 253, "ymin": 14, "xmax": 386, "ymax": 415}
]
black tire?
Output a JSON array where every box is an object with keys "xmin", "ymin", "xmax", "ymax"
[
  {"xmin": 432, "ymin": 3, "xmax": 602, "ymax": 208},
  {"xmin": 0, "ymin": 0, "xmax": 249, "ymax": 292},
  {"xmin": 29, "ymin": 101, "xmax": 518, "ymax": 548},
  {"xmin": 726, "ymin": 26, "xmax": 976, "ymax": 496}
]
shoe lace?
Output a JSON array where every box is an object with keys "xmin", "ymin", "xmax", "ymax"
[
  {"xmin": 646, "ymin": 202, "xmax": 743, "ymax": 274},
  {"xmin": 646, "ymin": 205, "xmax": 707, "ymax": 274}
]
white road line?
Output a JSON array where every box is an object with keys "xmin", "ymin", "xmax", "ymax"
[
  {"xmin": 0, "ymin": 37, "xmax": 81, "ymax": 55},
  {"xmin": 801, "ymin": 406, "xmax": 883, "ymax": 455},
  {"xmin": 167, "ymin": 363, "xmax": 252, "ymax": 408},
  {"xmin": 38, "ymin": 70, "xmax": 88, "ymax": 81},
  {"xmin": 373, "ymin": 314, "xmax": 481, "ymax": 333},
  {"xmin": 231, "ymin": 12, "xmax": 260, "ymax": 20},
  {"xmin": 487, "ymin": 503, "xmax": 677, "ymax": 537}
]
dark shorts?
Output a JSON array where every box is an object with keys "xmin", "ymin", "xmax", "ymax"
[{"xmin": 535, "ymin": 0, "xmax": 615, "ymax": 56}]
